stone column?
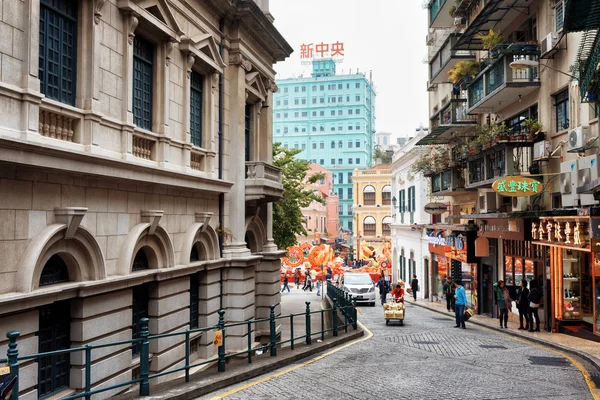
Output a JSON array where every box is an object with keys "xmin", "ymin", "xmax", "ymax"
[{"xmin": 222, "ymin": 51, "xmax": 251, "ymax": 258}]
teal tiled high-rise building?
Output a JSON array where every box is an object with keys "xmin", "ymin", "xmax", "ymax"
[{"xmin": 274, "ymin": 60, "xmax": 376, "ymax": 233}]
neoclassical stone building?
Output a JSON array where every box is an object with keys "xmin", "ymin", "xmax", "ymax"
[{"xmin": 0, "ymin": 0, "xmax": 291, "ymax": 397}]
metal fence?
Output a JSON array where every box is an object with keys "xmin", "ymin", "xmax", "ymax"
[{"xmin": 1, "ymin": 297, "xmax": 357, "ymax": 400}]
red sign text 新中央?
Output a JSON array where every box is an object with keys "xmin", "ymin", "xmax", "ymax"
[{"xmin": 300, "ymin": 41, "xmax": 345, "ymax": 59}]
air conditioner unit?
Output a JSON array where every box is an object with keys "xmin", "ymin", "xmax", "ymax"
[
  {"xmin": 567, "ymin": 126, "xmax": 591, "ymax": 152},
  {"xmin": 426, "ymin": 33, "xmax": 434, "ymax": 46},
  {"xmin": 478, "ymin": 189, "xmax": 497, "ymax": 213},
  {"xmin": 560, "ymin": 159, "xmax": 579, "ymax": 206},
  {"xmin": 577, "ymin": 155, "xmax": 600, "ymax": 205},
  {"xmin": 540, "ymin": 32, "xmax": 558, "ymax": 57},
  {"xmin": 510, "ymin": 197, "xmax": 530, "ymax": 212},
  {"xmin": 533, "ymin": 140, "xmax": 551, "ymax": 159},
  {"xmin": 454, "ymin": 17, "xmax": 466, "ymax": 26}
]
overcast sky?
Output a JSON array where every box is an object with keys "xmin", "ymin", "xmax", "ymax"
[{"xmin": 270, "ymin": 0, "xmax": 429, "ymax": 140}]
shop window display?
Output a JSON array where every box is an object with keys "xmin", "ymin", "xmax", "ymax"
[{"xmin": 562, "ymin": 250, "xmax": 583, "ymax": 320}]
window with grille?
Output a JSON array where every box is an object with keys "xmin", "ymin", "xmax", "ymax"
[
  {"xmin": 132, "ymin": 284, "xmax": 150, "ymax": 356},
  {"xmin": 382, "ymin": 216, "xmax": 392, "ymax": 236},
  {"xmin": 39, "ymin": 254, "xmax": 69, "ymax": 286},
  {"xmin": 555, "ymin": 0, "xmax": 564, "ymax": 31},
  {"xmin": 554, "ymin": 90, "xmax": 569, "ymax": 131},
  {"xmin": 190, "ymin": 273, "xmax": 200, "ymax": 328},
  {"xmin": 133, "ymin": 36, "xmax": 154, "ymax": 130},
  {"xmin": 382, "ymin": 185, "xmax": 392, "ymax": 206},
  {"xmin": 38, "ymin": 300, "xmax": 71, "ymax": 397},
  {"xmin": 39, "ymin": 0, "xmax": 78, "ymax": 105},
  {"xmin": 190, "ymin": 70, "xmax": 203, "ymax": 147}
]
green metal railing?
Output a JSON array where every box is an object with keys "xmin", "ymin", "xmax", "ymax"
[
  {"xmin": 327, "ymin": 281, "xmax": 358, "ymax": 331},
  {"xmin": 1, "ymin": 299, "xmax": 357, "ymax": 400}
]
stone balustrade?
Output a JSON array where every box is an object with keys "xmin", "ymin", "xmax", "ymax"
[
  {"xmin": 133, "ymin": 135, "xmax": 155, "ymax": 160},
  {"xmin": 191, "ymin": 152, "xmax": 204, "ymax": 171},
  {"xmin": 39, "ymin": 109, "xmax": 76, "ymax": 142}
]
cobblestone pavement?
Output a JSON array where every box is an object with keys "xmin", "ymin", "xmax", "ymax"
[{"xmin": 200, "ymin": 302, "xmax": 594, "ymax": 400}]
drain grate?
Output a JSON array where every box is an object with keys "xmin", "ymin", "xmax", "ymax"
[
  {"xmin": 413, "ymin": 341, "xmax": 439, "ymax": 345},
  {"xmin": 479, "ymin": 345, "xmax": 507, "ymax": 350},
  {"xmin": 528, "ymin": 356, "xmax": 570, "ymax": 367}
]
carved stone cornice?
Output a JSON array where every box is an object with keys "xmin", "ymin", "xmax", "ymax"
[
  {"xmin": 185, "ymin": 54, "xmax": 195, "ymax": 78},
  {"xmin": 166, "ymin": 39, "xmax": 176, "ymax": 66},
  {"xmin": 229, "ymin": 53, "xmax": 252, "ymax": 71},
  {"xmin": 126, "ymin": 12, "xmax": 139, "ymax": 45}
]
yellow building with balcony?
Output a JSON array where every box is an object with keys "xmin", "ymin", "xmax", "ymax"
[{"xmin": 352, "ymin": 165, "xmax": 393, "ymax": 255}]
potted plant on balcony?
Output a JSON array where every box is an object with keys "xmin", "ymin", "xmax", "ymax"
[
  {"xmin": 477, "ymin": 29, "xmax": 504, "ymax": 58},
  {"xmin": 523, "ymin": 40, "xmax": 539, "ymax": 54},
  {"xmin": 448, "ymin": 60, "xmax": 480, "ymax": 85},
  {"xmin": 525, "ymin": 118, "xmax": 543, "ymax": 140}
]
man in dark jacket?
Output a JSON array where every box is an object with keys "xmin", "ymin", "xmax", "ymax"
[
  {"xmin": 443, "ymin": 277, "xmax": 454, "ymax": 311},
  {"xmin": 528, "ymin": 279, "xmax": 543, "ymax": 332},
  {"xmin": 411, "ymin": 275, "xmax": 419, "ymax": 301},
  {"xmin": 516, "ymin": 279, "xmax": 530, "ymax": 330},
  {"xmin": 376, "ymin": 276, "xmax": 390, "ymax": 305}
]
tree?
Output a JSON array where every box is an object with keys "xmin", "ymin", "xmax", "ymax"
[
  {"xmin": 373, "ymin": 145, "xmax": 393, "ymax": 164},
  {"xmin": 272, "ymin": 143, "xmax": 325, "ymax": 250}
]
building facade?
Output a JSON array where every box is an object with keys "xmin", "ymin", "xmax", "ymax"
[
  {"xmin": 389, "ymin": 129, "xmax": 432, "ymax": 298},
  {"xmin": 422, "ymin": 0, "xmax": 600, "ymax": 336},
  {"xmin": 296, "ymin": 163, "xmax": 339, "ymax": 244},
  {"xmin": 273, "ymin": 59, "xmax": 377, "ymax": 232},
  {"xmin": 352, "ymin": 164, "xmax": 392, "ymax": 260},
  {"xmin": 0, "ymin": 0, "xmax": 291, "ymax": 398}
]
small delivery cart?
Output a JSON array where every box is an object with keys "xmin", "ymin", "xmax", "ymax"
[{"xmin": 384, "ymin": 297, "xmax": 405, "ymax": 326}]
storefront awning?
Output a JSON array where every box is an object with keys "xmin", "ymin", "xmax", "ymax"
[{"xmin": 563, "ymin": 0, "xmax": 600, "ymax": 33}]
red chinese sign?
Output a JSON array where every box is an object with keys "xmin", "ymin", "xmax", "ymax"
[{"xmin": 300, "ymin": 41, "xmax": 345, "ymax": 59}]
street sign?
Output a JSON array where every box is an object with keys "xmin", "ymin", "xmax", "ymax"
[
  {"xmin": 213, "ymin": 330, "xmax": 223, "ymax": 347},
  {"xmin": 424, "ymin": 202, "xmax": 448, "ymax": 215},
  {"xmin": 492, "ymin": 176, "xmax": 542, "ymax": 197}
]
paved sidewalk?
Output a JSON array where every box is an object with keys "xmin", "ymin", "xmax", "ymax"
[{"xmin": 409, "ymin": 297, "xmax": 600, "ymax": 371}]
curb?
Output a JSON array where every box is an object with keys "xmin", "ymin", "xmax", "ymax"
[
  {"xmin": 116, "ymin": 329, "xmax": 364, "ymax": 400},
  {"xmin": 411, "ymin": 300, "xmax": 600, "ymax": 375}
]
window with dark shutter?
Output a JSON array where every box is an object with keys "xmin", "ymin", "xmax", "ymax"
[
  {"xmin": 39, "ymin": 0, "xmax": 78, "ymax": 105},
  {"xmin": 132, "ymin": 284, "xmax": 150, "ymax": 357},
  {"xmin": 133, "ymin": 36, "xmax": 154, "ymax": 130},
  {"xmin": 190, "ymin": 70, "xmax": 203, "ymax": 147},
  {"xmin": 190, "ymin": 273, "xmax": 199, "ymax": 328}
]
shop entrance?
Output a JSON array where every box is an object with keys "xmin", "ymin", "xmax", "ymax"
[{"xmin": 482, "ymin": 263, "xmax": 493, "ymax": 316}]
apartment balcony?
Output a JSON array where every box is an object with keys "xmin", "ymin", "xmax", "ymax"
[
  {"xmin": 427, "ymin": 0, "xmax": 454, "ymax": 29},
  {"xmin": 465, "ymin": 143, "xmax": 534, "ymax": 189},
  {"xmin": 454, "ymin": 0, "xmax": 533, "ymax": 51},
  {"xmin": 429, "ymin": 33, "xmax": 476, "ymax": 85},
  {"xmin": 419, "ymin": 99, "xmax": 477, "ymax": 145},
  {"xmin": 430, "ymin": 167, "xmax": 471, "ymax": 196},
  {"xmin": 467, "ymin": 49, "xmax": 540, "ymax": 114},
  {"xmin": 245, "ymin": 161, "xmax": 283, "ymax": 203}
]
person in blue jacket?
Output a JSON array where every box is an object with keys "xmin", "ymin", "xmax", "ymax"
[{"xmin": 454, "ymin": 279, "xmax": 467, "ymax": 329}]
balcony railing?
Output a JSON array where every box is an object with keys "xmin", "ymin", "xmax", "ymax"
[
  {"xmin": 466, "ymin": 144, "xmax": 533, "ymax": 188},
  {"xmin": 428, "ymin": 0, "xmax": 453, "ymax": 28},
  {"xmin": 430, "ymin": 33, "xmax": 476, "ymax": 84},
  {"xmin": 431, "ymin": 167, "xmax": 466, "ymax": 195},
  {"xmin": 245, "ymin": 161, "xmax": 283, "ymax": 203},
  {"xmin": 467, "ymin": 50, "xmax": 540, "ymax": 113}
]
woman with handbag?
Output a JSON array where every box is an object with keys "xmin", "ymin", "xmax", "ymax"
[
  {"xmin": 516, "ymin": 279, "xmax": 530, "ymax": 330},
  {"xmin": 528, "ymin": 279, "xmax": 543, "ymax": 332},
  {"xmin": 493, "ymin": 280, "xmax": 512, "ymax": 329}
]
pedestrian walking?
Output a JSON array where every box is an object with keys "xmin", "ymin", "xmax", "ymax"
[
  {"xmin": 316, "ymin": 278, "xmax": 322, "ymax": 296},
  {"xmin": 411, "ymin": 275, "xmax": 419, "ymax": 301},
  {"xmin": 294, "ymin": 268, "xmax": 300, "ymax": 289},
  {"xmin": 281, "ymin": 274, "xmax": 290, "ymax": 293},
  {"xmin": 376, "ymin": 276, "xmax": 390, "ymax": 305},
  {"xmin": 493, "ymin": 280, "xmax": 512, "ymax": 328},
  {"xmin": 516, "ymin": 279, "xmax": 530, "ymax": 330},
  {"xmin": 454, "ymin": 279, "xmax": 467, "ymax": 329},
  {"xmin": 528, "ymin": 279, "xmax": 543, "ymax": 332},
  {"xmin": 443, "ymin": 277, "xmax": 455, "ymax": 312},
  {"xmin": 302, "ymin": 271, "xmax": 310, "ymax": 291}
]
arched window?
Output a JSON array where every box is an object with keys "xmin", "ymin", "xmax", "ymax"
[
  {"xmin": 382, "ymin": 216, "xmax": 392, "ymax": 236},
  {"xmin": 132, "ymin": 248, "xmax": 149, "ymax": 271},
  {"xmin": 363, "ymin": 216, "xmax": 376, "ymax": 236},
  {"xmin": 382, "ymin": 185, "xmax": 392, "ymax": 206},
  {"xmin": 363, "ymin": 185, "xmax": 376, "ymax": 206},
  {"xmin": 190, "ymin": 245, "xmax": 200, "ymax": 262},
  {"xmin": 39, "ymin": 254, "xmax": 69, "ymax": 286}
]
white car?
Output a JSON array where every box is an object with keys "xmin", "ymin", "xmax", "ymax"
[{"xmin": 343, "ymin": 272, "xmax": 376, "ymax": 306}]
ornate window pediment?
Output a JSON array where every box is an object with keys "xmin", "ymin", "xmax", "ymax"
[
  {"xmin": 245, "ymin": 71, "xmax": 267, "ymax": 102},
  {"xmin": 117, "ymin": 0, "xmax": 182, "ymax": 40},
  {"xmin": 181, "ymin": 34, "xmax": 226, "ymax": 73}
]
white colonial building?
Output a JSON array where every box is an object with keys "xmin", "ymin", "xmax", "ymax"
[
  {"xmin": 0, "ymin": 0, "xmax": 291, "ymax": 398},
  {"xmin": 390, "ymin": 128, "xmax": 432, "ymax": 299}
]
